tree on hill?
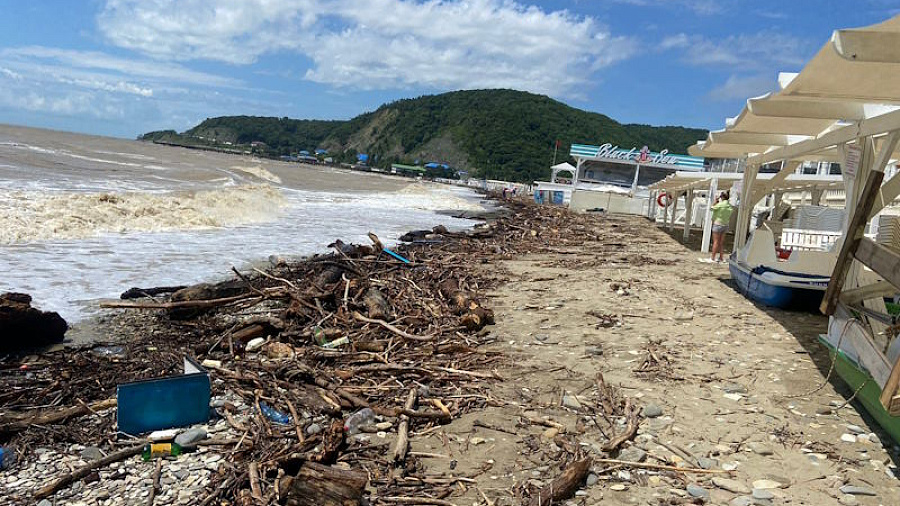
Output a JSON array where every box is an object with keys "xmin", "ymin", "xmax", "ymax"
[{"xmin": 140, "ymin": 89, "xmax": 707, "ymax": 183}]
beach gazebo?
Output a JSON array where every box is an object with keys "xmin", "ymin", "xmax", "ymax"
[
  {"xmin": 685, "ymin": 14, "xmax": 900, "ymax": 438},
  {"xmin": 549, "ymin": 162, "xmax": 577, "ymax": 183}
]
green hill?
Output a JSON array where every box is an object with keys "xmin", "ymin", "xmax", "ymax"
[{"xmin": 140, "ymin": 89, "xmax": 707, "ymax": 182}]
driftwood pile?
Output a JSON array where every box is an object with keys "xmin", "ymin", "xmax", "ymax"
[{"xmin": 0, "ymin": 195, "xmax": 628, "ymax": 505}]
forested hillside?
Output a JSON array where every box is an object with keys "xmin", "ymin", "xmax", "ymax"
[{"xmin": 140, "ymin": 89, "xmax": 707, "ymax": 182}]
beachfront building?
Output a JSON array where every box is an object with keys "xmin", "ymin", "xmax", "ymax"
[
  {"xmin": 390, "ymin": 163, "xmax": 426, "ymax": 178},
  {"xmin": 537, "ymin": 142, "xmax": 704, "ymax": 213},
  {"xmin": 565, "ymin": 143, "xmax": 705, "ymax": 191}
]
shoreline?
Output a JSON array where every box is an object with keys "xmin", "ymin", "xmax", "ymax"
[{"xmin": 58, "ymin": 195, "xmax": 496, "ymax": 348}]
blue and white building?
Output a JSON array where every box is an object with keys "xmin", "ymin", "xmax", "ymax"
[{"xmin": 552, "ymin": 143, "xmax": 704, "ymax": 193}]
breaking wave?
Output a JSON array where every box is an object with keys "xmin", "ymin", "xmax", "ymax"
[
  {"xmin": 231, "ymin": 165, "xmax": 282, "ymax": 184},
  {"xmin": 0, "ymin": 184, "xmax": 286, "ymax": 244}
]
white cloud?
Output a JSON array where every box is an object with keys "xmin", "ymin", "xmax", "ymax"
[
  {"xmin": 0, "ymin": 67, "xmax": 23, "ymax": 80},
  {"xmin": 707, "ymin": 74, "xmax": 773, "ymax": 101},
  {"xmin": 609, "ymin": 0, "xmax": 726, "ymax": 15},
  {"xmin": 3, "ymin": 46, "xmax": 240, "ymax": 88},
  {"xmin": 96, "ymin": 0, "xmax": 637, "ymax": 96},
  {"xmin": 660, "ymin": 31, "xmax": 812, "ymax": 70},
  {"xmin": 0, "ymin": 45, "xmax": 255, "ymax": 129}
]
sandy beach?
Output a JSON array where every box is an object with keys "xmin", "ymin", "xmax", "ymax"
[
  {"xmin": 1, "ymin": 199, "xmax": 897, "ymax": 505},
  {"xmin": 424, "ymin": 212, "xmax": 899, "ymax": 505}
]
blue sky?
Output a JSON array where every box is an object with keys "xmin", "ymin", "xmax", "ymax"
[{"xmin": 0, "ymin": 1, "xmax": 898, "ymax": 140}]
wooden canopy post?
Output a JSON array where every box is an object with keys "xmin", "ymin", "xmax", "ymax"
[
  {"xmin": 701, "ymin": 178, "xmax": 718, "ymax": 253},
  {"xmin": 735, "ymin": 162, "xmax": 758, "ymax": 250},
  {"xmin": 668, "ymin": 192, "xmax": 679, "ymax": 232},
  {"xmin": 683, "ymin": 189, "xmax": 695, "ymax": 242}
]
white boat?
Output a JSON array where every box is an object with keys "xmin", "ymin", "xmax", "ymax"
[{"xmin": 728, "ymin": 226, "xmax": 835, "ymax": 310}]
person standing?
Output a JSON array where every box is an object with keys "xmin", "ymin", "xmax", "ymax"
[{"xmin": 710, "ymin": 190, "xmax": 734, "ymax": 262}]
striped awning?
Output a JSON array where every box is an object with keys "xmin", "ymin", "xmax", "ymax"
[{"xmin": 570, "ymin": 143, "xmax": 704, "ymax": 170}]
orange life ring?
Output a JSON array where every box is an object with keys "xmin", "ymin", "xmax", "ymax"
[{"xmin": 657, "ymin": 192, "xmax": 671, "ymax": 207}]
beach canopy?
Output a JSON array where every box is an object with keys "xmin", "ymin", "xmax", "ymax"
[
  {"xmin": 551, "ymin": 162, "xmax": 576, "ymax": 171},
  {"xmin": 690, "ymin": 14, "xmax": 900, "ymax": 163},
  {"xmin": 649, "ymin": 171, "xmax": 843, "ymax": 194},
  {"xmin": 549, "ymin": 161, "xmax": 577, "ymax": 183}
]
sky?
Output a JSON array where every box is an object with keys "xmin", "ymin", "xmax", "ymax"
[{"xmin": 0, "ymin": 1, "xmax": 898, "ymax": 141}]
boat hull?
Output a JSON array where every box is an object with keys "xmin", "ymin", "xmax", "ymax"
[
  {"xmin": 818, "ymin": 335, "xmax": 900, "ymax": 445},
  {"xmin": 728, "ymin": 259, "xmax": 827, "ymax": 310}
]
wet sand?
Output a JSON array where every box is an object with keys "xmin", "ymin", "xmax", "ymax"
[{"xmin": 0, "ymin": 123, "xmax": 409, "ymax": 194}]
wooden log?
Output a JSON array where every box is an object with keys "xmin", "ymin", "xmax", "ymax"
[
  {"xmin": 314, "ymin": 265, "xmax": 344, "ymax": 289},
  {"xmin": 601, "ymin": 399, "xmax": 639, "ymax": 452},
  {"xmin": 0, "ymin": 398, "xmax": 117, "ymax": 433},
  {"xmin": 249, "ymin": 462, "xmax": 264, "ymax": 503},
  {"xmin": 100, "ymin": 292, "xmax": 266, "ymax": 310},
  {"xmin": 147, "ymin": 458, "xmax": 162, "ymax": 506},
  {"xmin": 438, "ymin": 279, "xmax": 494, "ymax": 331},
  {"xmin": 34, "ymin": 444, "xmax": 144, "ymax": 499},
  {"xmin": 593, "ymin": 458, "xmax": 732, "ymax": 474},
  {"xmin": 232, "ymin": 324, "xmax": 268, "ymax": 343},
  {"xmin": 460, "ymin": 306, "xmax": 494, "ymax": 331},
  {"xmin": 438, "ymin": 279, "xmax": 469, "ymax": 314},
  {"xmin": 0, "ymin": 292, "xmax": 67, "ymax": 353},
  {"xmin": 352, "ymin": 312, "xmax": 436, "ymax": 341},
  {"xmin": 312, "ymin": 420, "xmax": 345, "ymax": 465},
  {"xmin": 169, "ymin": 281, "xmax": 254, "ymax": 319},
  {"xmin": 398, "ymin": 229, "xmax": 431, "ymax": 242},
  {"xmin": 120, "ymin": 285, "xmax": 187, "ymax": 299},
  {"xmin": 380, "ymin": 499, "xmax": 457, "ymax": 506},
  {"xmin": 279, "ymin": 461, "xmax": 367, "ymax": 506},
  {"xmin": 527, "ymin": 458, "xmax": 592, "ymax": 506},
  {"xmin": 327, "ymin": 239, "xmax": 375, "ymax": 258},
  {"xmin": 393, "ymin": 388, "xmax": 418, "ymax": 464},
  {"xmin": 363, "ymin": 288, "xmax": 391, "ymax": 321},
  {"xmin": 367, "ymin": 232, "xmax": 384, "ymax": 253}
]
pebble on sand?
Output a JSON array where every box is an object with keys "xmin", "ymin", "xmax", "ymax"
[
  {"xmin": 712, "ymin": 477, "xmax": 751, "ymax": 494},
  {"xmin": 839, "ymin": 485, "xmax": 877, "ymax": 496},
  {"xmin": 686, "ymin": 483, "xmax": 709, "ymax": 499},
  {"xmin": 642, "ymin": 404, "xmax": 663, "ymax": 418},
  {"xmin": 840, "ymin": 434, "xmax": 857, "ymax": 443}
]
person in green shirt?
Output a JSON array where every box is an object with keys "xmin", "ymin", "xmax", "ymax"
[{"xmin": 710, "ymin": 191, "xmax": 735, "ymax": 262}]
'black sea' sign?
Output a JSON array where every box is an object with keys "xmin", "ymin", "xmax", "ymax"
[{"xmin": 595, "ymin": 143, "xmax": 679, "ymax": 165}]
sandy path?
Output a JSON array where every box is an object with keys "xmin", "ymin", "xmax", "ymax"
[{"xmin": 412, "ymin": 213, "xmax": 898, "ymax": 505}]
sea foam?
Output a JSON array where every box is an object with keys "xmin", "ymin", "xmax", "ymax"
[{"xmin": 0, "ymin": 184, "xmax": 286, "ymax": 244}]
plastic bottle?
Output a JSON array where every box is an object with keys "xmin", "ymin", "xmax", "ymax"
[
  {"xmin": 321, "ymin": 336, "xmax": 350, "ymax": 349},
  {"xmin": 0, "ymin": 446, "xmax": 16, "ymax": 470},
  {"xmin": 259, "ymin": 402, "xmax": 292, "ymax": 425},
  {"xmin": 343, "ymin": 408, "xmax": 376, "ymax": 435},
  {"xmin": 141, "ymin": 442, "xmax": 183, "ymax": 461}
]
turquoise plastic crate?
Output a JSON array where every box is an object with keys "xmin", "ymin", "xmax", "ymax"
[{"xmin": 117, "ymin": 356, "xmax": 210, "ymax": 435}]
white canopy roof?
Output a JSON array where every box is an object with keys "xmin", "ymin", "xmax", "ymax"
[
  {"xmin": 690, "ymin": 15, "xmax": 900, "ymax": 163},
  {"xmin": 550, "ymin": 162, "xmax": 576, "ymax": 171},
  {"xmin": 649, "ymin": 171, "xmax": 843, "ymax": 193}
]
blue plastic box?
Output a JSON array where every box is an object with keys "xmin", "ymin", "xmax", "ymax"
[{"xmin": 116, "ymin": 356, "xmax": 210, "ymax": 435}]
